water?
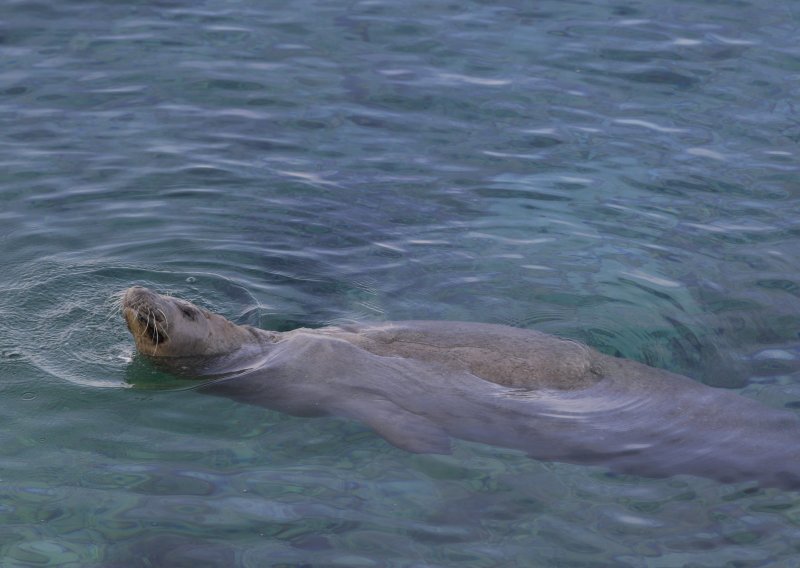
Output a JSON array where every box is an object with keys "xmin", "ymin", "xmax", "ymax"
[{"xmin": 2, "ymin": 0, "xmax": 800, "ymax": 564}]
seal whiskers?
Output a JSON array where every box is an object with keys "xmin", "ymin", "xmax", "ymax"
[
  {"xmin": 150, "ymin": 310, "xmax": 160, "ymax": 356},
  {"xmin": 105, "ymin": 291, "xmax": 126, "ymax": 322}
]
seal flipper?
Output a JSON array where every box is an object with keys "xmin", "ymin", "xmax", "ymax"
[{"xmin": 342, "ymin": 398, "xmax": 453, "ymax": 454}]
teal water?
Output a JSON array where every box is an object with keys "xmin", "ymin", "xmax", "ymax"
[{"xmin": 2, "ymin": 0, "xmax": 800, "ymax": 565}]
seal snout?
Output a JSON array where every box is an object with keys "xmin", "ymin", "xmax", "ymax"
[
  {"xmin": 123, "ymin": 285, "xmax": 157, "ymax": 306},
  {"xmin": 121, "ymin": 286, "xmax": 170, "ymax": 348}
]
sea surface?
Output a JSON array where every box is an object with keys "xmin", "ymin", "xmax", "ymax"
[{"xmin": 2, "ymin": 0, "xmax": 800, "ymax": 565}]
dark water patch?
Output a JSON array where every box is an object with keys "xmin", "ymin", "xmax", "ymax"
[
  {"xmin": 615, "ymin": 69, "xmax": 700, "ymax": 89},
  {"xmin": 475, "ymin": 187, "xmax": 573, "ymax": 202},
  {"xmin": 756, "ymin": 279, "xmax": 800, "ymax": 298}
]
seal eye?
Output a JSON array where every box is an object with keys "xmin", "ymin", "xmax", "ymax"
[{"xmin": 180, "ymin": 305, "xmax": 198, "ymax": 321}]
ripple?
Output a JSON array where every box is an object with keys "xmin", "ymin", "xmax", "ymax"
[{"xmin": 0, "ymin": 258, "xmax": 264, "ymax": 388}]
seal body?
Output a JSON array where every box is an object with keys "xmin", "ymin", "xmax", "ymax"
[{"xmin": 122, "ymin": 286, "xmax": 800, "ymax": 489}]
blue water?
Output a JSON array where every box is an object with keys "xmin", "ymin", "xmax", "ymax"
[{"xmin": 2, "ymin": 0, "xmax": 800, "ymax": 565}]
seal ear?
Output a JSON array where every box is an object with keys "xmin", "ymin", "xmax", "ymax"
[{"xmin": 345, "ymin": 399, "xmax": 453, "ymax": 454}]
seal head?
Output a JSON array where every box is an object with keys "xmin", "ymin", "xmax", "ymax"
[{"xmin": 121, "ymin": 286, "xmax": 261, "ymax": 359}]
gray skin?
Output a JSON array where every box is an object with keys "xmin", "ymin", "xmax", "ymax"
[{"xmin": 122, "ymin": 286, "xmax": 800, "ymax": 489}]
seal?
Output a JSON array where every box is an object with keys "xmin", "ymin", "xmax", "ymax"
[{"xmin": 121, "ymin": 286, "xmax": 800, "ymax": 489}]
